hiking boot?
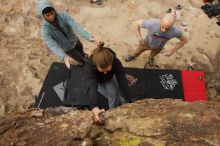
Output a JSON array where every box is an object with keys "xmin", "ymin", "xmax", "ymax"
[
  {"xmin": 144, "ymin": 58, "xmax": 160, "ymax": 69},
  {"xmin": 148, "ymin": 57, "xmax": 155, "ymax": 66},
  {"xmin": 125, "ymin": 55, "xmax": 135, "ymax": 62}
]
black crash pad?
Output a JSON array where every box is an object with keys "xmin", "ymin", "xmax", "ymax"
[{"xmin": 34, "ymin": 62, "xmax": 184, "ymax": 109}]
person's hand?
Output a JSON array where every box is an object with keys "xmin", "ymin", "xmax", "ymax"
[
  {"xmin": 138, "ymin": 39, "xmax": 145, "ymax": 45},
  {"xmin": 64, "ymin": 56, "xmax": 73, "ymax": 68},
  {"xmin": 90, "ymin": 37, "xmax": 99, "ymax": 45},
  {"xmin": 92, "ymin": 107, "xmax": 105, "ymax": 124}
]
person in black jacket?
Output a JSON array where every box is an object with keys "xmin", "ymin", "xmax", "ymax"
[{"xmin": 87, "ymin": 42, "xmax": 131, "ymax": 123}]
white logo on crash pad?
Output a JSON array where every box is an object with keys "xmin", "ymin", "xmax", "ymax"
[{"xmin": 160, "ymin": 74, "xmax": 178, "ymax": 90}]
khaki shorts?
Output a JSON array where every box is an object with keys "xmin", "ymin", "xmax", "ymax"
[{"xmin": 131, "ymin": 42, "xmax": 162, "ymax": 58}]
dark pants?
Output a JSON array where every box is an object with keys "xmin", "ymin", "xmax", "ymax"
[{"xmin": 65, "ymin": 40, "xmax": 86, "ymax": 63}]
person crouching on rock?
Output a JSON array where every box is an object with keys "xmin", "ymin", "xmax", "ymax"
[
  {"xmin": 87, "ymin": 42, "xmax": 132, "ymax": 123},
  {"xmin": 37, "ymin": 0, "xmax": 99, "ymax": 68}
]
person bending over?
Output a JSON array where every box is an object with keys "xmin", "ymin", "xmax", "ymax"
[
  {"xmin": 37, "ymin": 0, "xmax": 99, "ymax": 68},
  {"xmin": 125, "ymin": 13, "xmax": 188, "ymax": 66},
  {"xmin": 87, "ymin": 42, "xmax": 131, "ymax": 123}
]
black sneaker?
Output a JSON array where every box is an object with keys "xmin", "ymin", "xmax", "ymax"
[
  {"xmin": 148, "ymin": 57, "xmax": 155, "ymax": 66},
  {"xmin": 125, "ymin": 55, "xmax": 135, "ymax": 62}
]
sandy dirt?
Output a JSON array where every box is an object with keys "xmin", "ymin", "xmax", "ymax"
[{"xmin": 0, "ymin": 0, "xmax": 219, "ymax": 115}]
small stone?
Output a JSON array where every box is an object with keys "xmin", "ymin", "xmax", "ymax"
[
  {"xmin": 91, "ymin": 0, "xmax": 97, "ymax": 2},
  {"xmin": 181, "ymin": 21, "xmax": 188, "ymax": 26},
  {"xmin": 59, "ymin": 123, "xmax": 69, "ymax": 129},
  {"xmin": 36, "ymin": 123, "xmax": 44, "ymax": 126},
  {"xmin": 81, "ymin": 138, "xmax": 92, "ymax": 146},
  {"xmin": 28, "ymin": 109, "xmax": 43, "ymax": 118}
]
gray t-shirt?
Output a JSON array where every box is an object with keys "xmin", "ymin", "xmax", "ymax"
[{"xmin": 142, "ymin": 19, "xmax": 183, "ymax": 49}]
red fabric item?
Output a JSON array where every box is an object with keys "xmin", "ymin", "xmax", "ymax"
[
  {"xmin": 203, "ymin": 0, "xmax": 210, "ymax": 2},
  {"xmin": 181, "ymin": 71, "xmax": 208, "ymax": 102}
]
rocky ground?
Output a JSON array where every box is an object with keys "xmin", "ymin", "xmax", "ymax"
[
  {"xmin": 0, "ymin": 0, "xmax": 219, "ymax": 126},
  {"xmin": 0, "ymin": 99, "xmax": 220, "ymax": 146}
]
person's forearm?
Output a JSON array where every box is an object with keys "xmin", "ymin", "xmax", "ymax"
[
  {"xmin": 65, "ymin": 13, "xmax": 93, "ymax": 41},
  {"xmin": 47, "ymin": 43, "xmax": 66, "ymax": 61},
  {"xmin": 77, "ymin": 27, "xmax": 93, "ymax": 42},
  {"xmin": 170, "ymin": 40, "xmax": 186, "ymax": 53}
]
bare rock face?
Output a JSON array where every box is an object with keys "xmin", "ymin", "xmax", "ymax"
[
  {"xmin": 0, "ymin": 107, "xmax": 94, "ymax": 146},
  {"xmin": 0, "ymin": 99, "xmax": 220, "ymax": 146}
]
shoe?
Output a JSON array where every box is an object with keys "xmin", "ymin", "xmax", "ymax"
[
  {"xmin": 125, "ymin": 55, "xmax": 135, "ymax": 62},
  {"xmin": 144, "ymin": 61, "xmax": 160, "ymax": 69},
  {"xmin": 148, "ymin": 57, "xmax": 155, "ymax": 66}
]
